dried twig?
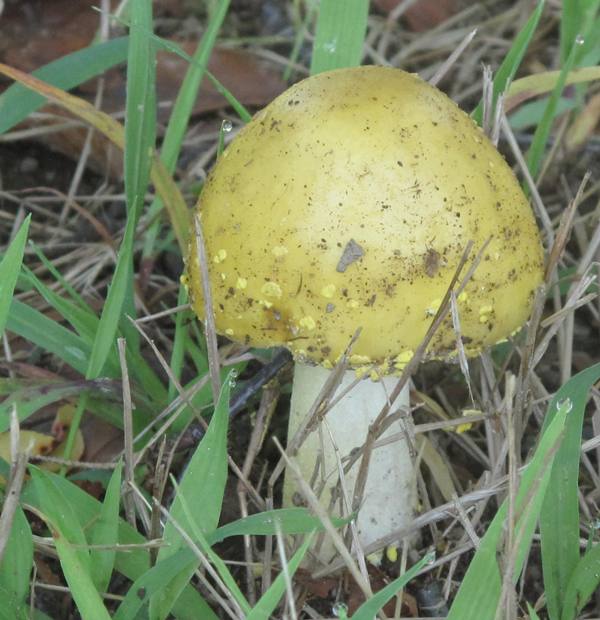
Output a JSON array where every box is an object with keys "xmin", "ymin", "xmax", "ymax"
[{"xmin": 117, "ymin": 338, "xmax": 136, "ymax": 528}]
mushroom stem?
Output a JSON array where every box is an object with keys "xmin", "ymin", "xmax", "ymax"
[{"xmin": 284, "ymin": 362, "xmax": 416, "ymax": 563}]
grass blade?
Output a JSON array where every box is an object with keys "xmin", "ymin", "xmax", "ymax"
[
  {"xmin": 90, "ymin": 462, "xmax": 123, "ymax": 593},
  {"xmin": 527, "ymin": 603, "xmax": 542, "ymax": 620},
  {"xmin": 246, "ymin": 534, "xmax": 314, "ymax": 620},
  {"xmin": 20, "ymin": 266, "xmax": 102, "ymax": 347},
  {"xmin": 207, "ymin": 508, "xmax": 352, "ymax": 545},
  {"xmin": 0, "ymin": 216, "xmax": 30, "ymax": 338},
  {"xmin": 0, "ymin": 38, "xmax": 128, "ymax": 135},
  {"xmin": 167, "ymin": 477, "xmax": 252, "ymax": 616},
  {"xmin": 7, "ymin": 300, "xmax": 99, "ymax": 377},
  {"xmin": 30, "ymin": 467, "xmax": 111, "ymax": 620},
  {"xmin": 151, "ymin": 375, "xmax": 231, "ymax": 617},
  {"xmin": 560, "ymin": 0, "xmax": 600, "ymax": 64},
  {"xmin": 0, "ymin": 507, "xmax": 32, "ymax": 611},
  {"xmin": 59, "ymin": 0, "xmax": 160, "ymax": 465},
  {"xmin": 124, "ymin": 0, "xmax": 156, "ymax": 225},
  {"xmin": 350, "ymin": 551, "xmax": 434, "ymax": 619},
  {"xmin": 561, "ymin": 542, "xmax": 600, "ymax": 619},
  {"xmin": 310, "ymin": 0, "xmax": 369, "ymax": 75},
  {"xmin": 21, "ymin": 470, "xmax": 209, "ymax": 619},
  {"xmin": 104, "ymin": 15, "xmax": 252, "ymax": 124},
  {"xmin": 113, "ymin": 549, "xmax": 217, "ymax": 620},
  {"xmin": 0, "ymin": 381, "xmax": 93, "ymax": 431},
  {"xmin": 447, "ymin": 395, "xmax": 574, "ymax": 619},
  {"xmin": 526, "ymin": 41, "xmax": 580, "ymax": 179},
  {"xmin": 472, "ymin": 0, "xmax": 545, "ymax": 124},
  {"xmin": 142, "ymin": 0, "xmax": 230, "ymax": 258},
  {"xmin": 540, "ymin": 363, "xmax": 600, "ymax": 620},
  {"xmin": 95, "ymin": 0, "xmax": 156, "ymax": 363}
]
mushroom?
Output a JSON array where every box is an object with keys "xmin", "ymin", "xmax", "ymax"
[{"xmin": 184, "ymin": 66, "xmax": 544, "ymax": 563}]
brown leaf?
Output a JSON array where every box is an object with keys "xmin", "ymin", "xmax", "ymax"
[
  {"xmin": 0, "ymin": 0, "xmax": 100, "ymax": 71},
  {"xmin": 7, "ymin": 44, "xmax": 285, "ymax": 179},
  {"xmin": 295, "ymin": 565, "xmax": 418, "ymax": 616},
  {"xmin": 564, "ymin": 92, "xmax": 600, "ymax": 151},
  {"xmin": 1, "ymin": 3, "xmax": 285, "ymax": 179},
  {"xmin": 374, "ymin": 0, "xmax": 460, "ymax": 31},
  {"xmin": 80, "ymin": 414, "xmax": 123, "ymax": 464}
]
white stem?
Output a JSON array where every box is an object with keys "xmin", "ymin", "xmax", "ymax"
[{"xmin": 284, "ymin": 362, "xmax": 416, "ymax": 562}]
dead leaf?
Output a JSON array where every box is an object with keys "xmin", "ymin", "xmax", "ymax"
[
  {"xmin": 0, "ymin": 424, "xmax": 84, "ymax": 477},
  {"xmin": 416, "ymin": 435, "xmax": 456, "ymax": 503},
  {"xmin": 0, "ymin": 0, "xmax": 101, "ymax": 71},
  {"xmin": 564, "ymin": 91, "xmax": 600, "ymax": 151},
  {"xmin": 374, "ymin": 0, "xmax": 460, "ymax": 31},
  {"xmin": 1, "ymin": 1, "xmax": 285, "ymax": 180}
]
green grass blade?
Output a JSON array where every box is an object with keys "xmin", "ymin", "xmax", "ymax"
[
  {"xmin": 85, "ymin": 0, "xmax": 156, "ymax": 381},
  {"xmin": 161, "ymin": 376, "xmax": 231, "ymax": 542},
  {"xmin": 350, "ymin": 551, "xmax": 434, "ymax": 619},
  {"xmin": 246, "ymin": 534, "xmax": 314, "ymax": 620},
  {"xmin": 560, "ymin": 0, "xmax": 600, "ymax": 64},
  {"xmin": 118, "ymin": 0, "xmax": 157, "ymax": 355},
  {"xmin": 106, "ymin": 14, "xmax": 252, "ymax": 123},
  {"xmin": 161, "ymin": 0, "xmax": 230, "ymax": 171},
  {"xmin": 0, "ymin": 507, "xmax": 32, "ymax": 610},
  {"xmin": 207, "ymin": 508, "xmax": 352, "ymax": 545},
  {"xmin": 0, "ymin": 38, "xmax": 128, "ymax": 135},
  {"xmin": 6, "ymin": 300, "xmax": 101, "ymax": 377},
  {"xmin": 0, "ymin": 591, "xmax": 27, "ymax": 620},
  {"xmin": 310, "ymin": 0, "xmax": 369, "ymax": 75},
  {"xmin": 151, "ymin": 375, "xmax": 231, "ymax": 618},
  {"xmin": 472, "ymin": 0, "xmax": 545, "ymax": 124},
  {"xmin": 20, "ymin": 266, "xmax": 101, "ymax": 346},
  {"xmin": 18, "ymin": 265, "xmax": 168, "ymax": 404},
  {"xmin": 509, "ymin": 96, "xmax": 576, "ymax": 131},
  {"xmin": 124, "ymin": 0, "xmax": 156, "ymax": 225},
  {"xmin": 28, "ymin": 242, "xmax": 89, "ymax": 308},
  {"xmin": 526, "ymin": 3, "xmax": 599, "ymax": 180},
  {"xmin": 527, "ymin": 603, "xmax": 542, "ymax": 620},
  {"xmin": 90, "ymin": 462, "xmax": 122, "ymax": 593},
  {"xmin": 560, "ymin": 1, "xmax": 581, "ymax": 63},
  {"xmin": 447, "ymin": 396, "xmax": 573, "ymax": 619},
  {"xmin": 0, "ymin": 381, "xmax": 94, "ymax": 431},
  {"xmin": 21, "ymin": 470, "xmax": 210, "ymax": 619},
  {"xmin": 168, "ymin": 478, "xmax": 251, "ymax": 616},
  {"xmin": 30, "ymin": 467, "xmax": 111, "ymax": 620},
  {"xmin": 540, "ymin": 363, "xmax": 600, "ymax": 620},
  {"xmin": 561, "ymin": 542, "xmax": 600, "ymax": 619},
  {"xmin": 113, "ymin": 549, "xmax": 217, "ymax": 620},
  {"xmin": 142, "ymin": 0, "xmax": 229, "ymax": 258},
  {"xmin": 526, "ymin": 40, "xmax": 580, "ymax": 179},
  {"xmin": 205, "ymin": 70, "xmax": 252, "ymax": 122},
  {"xmin": 0, "ymin": 216, "xmax": 30, "ymax": 337}
]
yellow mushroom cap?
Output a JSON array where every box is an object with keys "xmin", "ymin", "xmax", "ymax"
[{"xmin": 185, "ymin": 66, "xmax": 544, "ymax": 372}]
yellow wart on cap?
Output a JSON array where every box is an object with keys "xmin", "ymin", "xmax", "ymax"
[
  {"xmin": 298, "ymin": 316, "xmax": 316, "ymax": 330},
  {"xmin": 213, "ymin": 249, "xmax": 227, "ymax": 263},
  {"xmin": 320, "ymin": 283, "xmax": 336, "ymax": 299},
  {"xmin": 261, "ymin": 281, "xmax": 282, "ymax": 298}
]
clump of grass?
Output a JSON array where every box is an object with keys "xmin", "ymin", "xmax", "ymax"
[{"xmin": 1, "ymin": 1, "xmax": 600, "ymax": 619}]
